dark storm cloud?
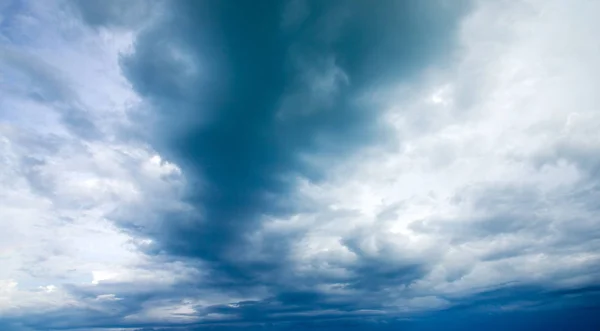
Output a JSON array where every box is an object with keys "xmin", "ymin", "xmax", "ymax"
[{"xmin": 115, "ymin": 0, "xmax": 471, "ymax": 290}]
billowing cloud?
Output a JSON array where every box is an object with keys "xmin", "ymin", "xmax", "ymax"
[{"xmin": 1, "ymin": 0, "xmax": 600, "ymax": 330}]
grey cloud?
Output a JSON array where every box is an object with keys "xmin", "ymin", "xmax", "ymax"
[
  {"xmin": 0, "ymin": 46, "xmax": 74, "ymax": 102},
  {"xmin": 70, "ymin": 0, "xmax": 155, "ymax": 29},
  {"xmin": 60, "ymin": 106, "xmax": 102, "ymax": 140},
  {"xmin": 0, "ymin": 46, "xmax": 101, "ymax": 140}
]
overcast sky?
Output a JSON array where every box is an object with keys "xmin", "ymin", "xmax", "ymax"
[{"xmin": 1, "ymin": 0, "xmax": 599, "ymax": 330}]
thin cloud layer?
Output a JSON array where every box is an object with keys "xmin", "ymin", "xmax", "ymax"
[{"xmin": 1, "ymin": 0, "xmax": 599, "ymax": 330}]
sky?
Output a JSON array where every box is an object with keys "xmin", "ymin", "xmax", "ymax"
[{"xmin": 1, "ymin": 0, "xmax": 600, "ymax": 330}]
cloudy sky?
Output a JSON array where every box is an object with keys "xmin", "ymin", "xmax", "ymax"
[{"xmin": 1, "ymin": 0, "xmax": 600, "ymax": 330}]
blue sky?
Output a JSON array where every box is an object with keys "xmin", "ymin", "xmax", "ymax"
[{"xmin": 1, "ymin": 0, "xmax": 599, "ymax": 330}]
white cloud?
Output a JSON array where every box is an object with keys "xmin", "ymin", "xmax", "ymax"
[
  {"xmin": 273, "ymin": 0, "xmax": 600, "ymax": 309},
  {"xmin": 123, "ymin": 299, "xmax": 199, "ymax": 324},
  {"xmin": 0, "ymin": 0, "xmax": 200, "ymax": 322}
]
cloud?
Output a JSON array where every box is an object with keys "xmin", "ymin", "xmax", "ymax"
[
  {"xmin": 118, "ymin": 0, "xmax": 470, "ymax": 296},
  {"xmin": 0, "ymin": 0, "xmax": 209, "ymax": 329},
  {"xmin": 70, "ymin": 0, "xmax": 160, "ymax": 29},
  {"xmin": 2, "ymin": 0, "xmax": 600, "ymax": 330},
  {"xmin": 276, "ymin": 0, "xmax": 600, "ymax": 312}
]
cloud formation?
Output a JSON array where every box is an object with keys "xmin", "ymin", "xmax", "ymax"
[
  {"xmin": 117, "ymin": 0, "xmax": 470, "ymax": 291},
  {"xmin": 1, "ymin": 0, "xmax": 600, "ymax": 330}
]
